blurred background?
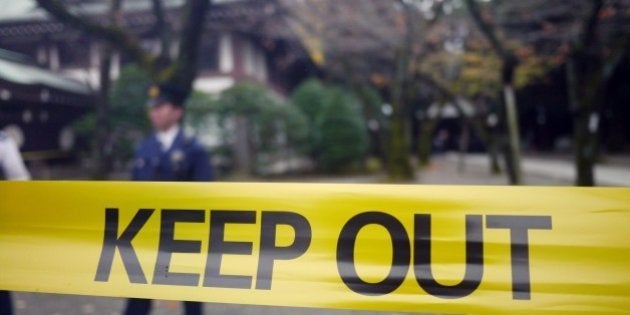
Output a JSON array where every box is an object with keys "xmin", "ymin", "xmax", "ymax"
[{"xmin": 1, "ymin": 0, "xmax": 629, "ymax": 187}]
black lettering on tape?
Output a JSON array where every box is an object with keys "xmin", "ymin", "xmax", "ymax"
[
  {"xmin": 256, "ymin": 211, "xmax": 312, "ymax": 290},
  {"xmin": 203, "ymin": 210, "xmax": 255, "ymax": 289},
  {"xmin": 414, "ymin": 214, "xmax": 484, "ymax": 298},
  {"xmin": 152, "ymin": 209, "xmax": 205, "ymax": 286},
  {"xmin": 486, "ymin": 215, "xmax": 552, "ymax": 300},
  {"xmin": 337, "ymin": 211, "xmax": 410, "ymax": 295},
  {"xmin": 94, "ymin": 208, "xmax": 154, "ymax": 283}
]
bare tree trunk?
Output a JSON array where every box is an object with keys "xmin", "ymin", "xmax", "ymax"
[
  {"xmin": 487, "ymin": 123, "xmax": 502, "ymax": 174},
  {"xmin": 417, "ymin": 102, "xmax": 443, "ymax": 167},
  {"xmin": 387, "ymin": 49, "xmax": 414, "ymax": 181},
  {"xmin": 452, "ymin": 97, "xmax": 500, "ymax": 174},
  {"xmin": 386, "ymin": 0, "xmax": 417, "ymax": 181},
  {"xmin": 92, "ymin": 43, "xmax": 114, "ymax": 179},
  {"xmin": 417, "ymin": 120, "xmax": 438, "ymax": 167},
  {"xmin": 502, "ymin": 82, "xmax": 522, "ymax": 184},
  {"xmin": 233, "ymin": 115, "xmax": 253, "ymax": 176},
  {"xmin": 92, "ymin": 0, "xmax": 122, "ymax": 179},
  {"xmin": 480, "ymin": 111, "xmax": 501, "ymax": 175},
  {"xmin": 465, "ymin": 0, "xmax": 522, "ymax": 184},
  {"xmin": 458, "ymin": 119, "xmax": 470, "ymax": 173},
  {"xmin": 567, "ymin": 54, "xmax": 596, "ymax": 186},
  {"xmin": 568, "ymin": 56, "xmax": 606, "ymax": 187},
  {"xmin": 168, "ymin": 0, "xmax": 210, "ymax": 94},
  {"xmin": 565, "ymin": 0, "xmax": 629, "ymax": 186},
  {"xmin": 151, "ymin": 0, "xmax": 171, "ymax": 64},
  {"xmin": 573, "ymin": 111, "xmax": 598, "ymax": 186}
]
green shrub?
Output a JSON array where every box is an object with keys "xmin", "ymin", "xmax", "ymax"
[
  {"xmin": 72, "ymin": 64, "xmax": 152, "ymax": 166},
  {"xmin": 291, "ymin": 79, "xmax": 369, "ymax": 173},
  {"xmin": 316, "ymin": 86, "xmax": 368, "ymax": 172},
  {"xmin": 215, "ymin": 82, "xmax": 309, "ymax": 174}
]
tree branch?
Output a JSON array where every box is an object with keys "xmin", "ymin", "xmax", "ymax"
[
  {"xmin": 151, "ymin": 0, "xmax": 172, "ymax": 63},
  {"xmin": 603, "ymin": 33, "xmax": 629, "ymax": 81},
  {"xmin": 577, "ymin": 0, "xmax": 604, "ymax": 52},
  {"xmin": 415, "ymin": 72, "xmax": 490, "ymax": 145},
  {"xmin": 168, "ymin": 0, "xmax": 210, "ymax": 94},
  {"xmin": 35, "ymin": 0, "xmax": 155, "ymax": 72},
  {"xmin": 464, "ymin": 0, "xmax": 506, "ymax": 58}
]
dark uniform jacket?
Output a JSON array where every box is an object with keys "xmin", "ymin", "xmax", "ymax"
[{"xmin": 132, "ymin": 130, "xmax": 213, "ymax": 181}]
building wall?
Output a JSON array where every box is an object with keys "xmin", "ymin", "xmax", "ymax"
[{"xmin": 7, "ymin": 31, "xmax": 272, "ymax": 96}]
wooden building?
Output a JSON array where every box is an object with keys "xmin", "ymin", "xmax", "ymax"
[
  {"xmin": 0, "ymin": 0, "xmax": 315, "ymax": 96},
  {"xmin": 0, "ymin": 0, "xmax": 316, "ymax": 162},
  {"xmin": 0, "ymin": 48, "xmax": 93, "ymax": 160}
]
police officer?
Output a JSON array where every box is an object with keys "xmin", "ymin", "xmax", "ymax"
[
  {"xmin": 1, "ymin": 131, "xmax": 30, "ymax": 315},
  {"xmin": 124, "ymin": 83, "xmax": 212, "ymax": 315},
  {"xmin": 131, "ymin": 83, "xmax": 213, "ymax": 182}
]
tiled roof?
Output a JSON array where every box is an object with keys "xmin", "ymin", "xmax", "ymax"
[
  {"xmin": 0, "ymin": 0, "xmax": 294, "ymax": 40},
  {"xmin": 0, "ymin": 49, "xmax": 90, "ymax": 93}
]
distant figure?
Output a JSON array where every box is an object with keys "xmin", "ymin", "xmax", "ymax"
[
  {"xmin": 432, "ymin": 129, "xmax": 450, "ymax": 154},
  {"xmin": 123, "ymin": 83, "xmax": 213, "ymax": 315},
  {"xmin": 0, "ymin": 131, "xmax": 31, "ymax": 315},
  {"xmin": 0, "ymin": 131, "xmax": 30, "ymax": 180}
]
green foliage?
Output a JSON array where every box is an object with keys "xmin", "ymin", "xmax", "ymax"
[
  {"xmin": 418, "ymin": 32, "xmax": 554, "ymax": 100},
  {"xmin": 457, "ymin": 51, "xmax": 502, "ymax": 98},
  {"xmin": 355, "ymin": 84, "xmax": 384, "ymax": 118},
  {"xmin": 108, "ymin": 64, "xmax": 152, "ymax": 163},
  {"xmin": 291, "ymin": 78, "xmax": 369, "ymax": 173},
  {"xmin": 217, "ymin": 81, "xmax": 273, "ymax": 116},
  {"xmin": 73, "ymin": 113, "xmax": 96, "ymax": 142},
  {"xmin": 291, "ymin": 78, "xmax": 327, "ymax": 122},
  {"xmin": 109, "ymin": 64, "xmax": 152, "ymax": 132},
  {"xmin": 513, "ymin": 52, "xmax": 554, "ymax": 88},
  {"xmin": 214, "ymin": 82, "xmax": 310, "ymax": 173},
  {"xmin": 316, "ymin": 86, "xmax": 368, "ymax": 172},
  {"xmin": 290, "ymin": 78, "xmax": 327, "ymax": 156},
  {"xmin": 420, "ymin": 49, "xmax": 501, "ymax": 100},
  {"xmin": 185, "ymin": 91, "xmax": 218, "ymax": 129},
  {"xmin": 72, "ymin": 64, "xmax": 152, "ymax": 164}
]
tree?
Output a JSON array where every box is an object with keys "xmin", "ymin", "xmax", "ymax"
[
  {"xmin": 36, "ymin": 0, "xmax": 209, "ymax": 92},
  {"xmin": 283, "ymin": 0, "xmax": 450, "ymax": 181},
  {"xmin": 465, "ymin": 0, "xmax": 523, "ymax": 185},
  {"xmin": 494, "ymin": 0, "xmax": 629, "ymax": 186},
  {"xmin": 318, "ymin": 86, "xmax": 368, "ymax": 173},
  {"xmin": 35, "ymin": 0, "xmax": 211, "ymax": 178},
  {"xmin": 93, "ymin": 0, "xmax": 122, "ymax": 179},
  {"xmin": 288, "ymin": 0, "xmax": 608, "ymax": 184},
  {"xmin": 290, "ymin": 78, "xmax": 328, "ymax": 159},
  {"xmin": 565, "ymin": 0, "xmax": 628, "ymax": 186},
  {"xmin": 291, "ymin": 79, "xmax": 369, "ymax": 173},
  {"xmin": 414, "ymin": 6, "xmax": 502, "ymax": 172},
  {"xmin": 214, "ymin": 82, "xmax": 309, "ymax": 176},
  {"xmin": 73, "ymin": 64, "xmax": 153, "ymax": 169}
]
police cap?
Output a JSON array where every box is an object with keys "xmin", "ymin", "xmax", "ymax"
[{"xmin": 147, "ymin": 83, "xmax": 188, "ymax": 108}]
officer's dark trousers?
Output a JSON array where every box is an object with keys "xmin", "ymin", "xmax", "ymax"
[
  {"xmin": 0, "ymin": 291, "xmax": 12, "ymax": 315},
  {"xmin": 124, "ymin": 298, "xmax": 201, "ymax": 315}
]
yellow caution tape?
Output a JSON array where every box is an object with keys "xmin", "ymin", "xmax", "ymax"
[{"xmin": 1, "ymin": 181, "xmax": 629, "ymax": 314}]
